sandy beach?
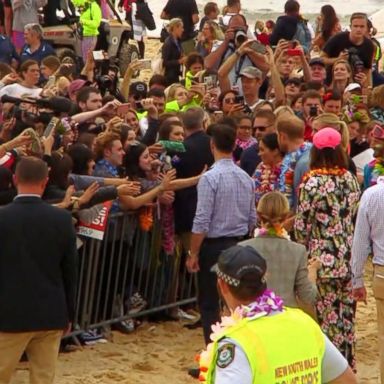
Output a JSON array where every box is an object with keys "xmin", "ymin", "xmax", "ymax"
[{"xmin": 10, "ymin": 264, "xmax": 380, "ymax": 384}]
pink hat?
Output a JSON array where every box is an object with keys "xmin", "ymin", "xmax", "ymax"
[
  {"xmin": 313, "ymin": 128, "xmax": 341, "ymax": 149},
  {"xmin": 68, "ymin": 79, "xmax": 88, "ymax": 98}
]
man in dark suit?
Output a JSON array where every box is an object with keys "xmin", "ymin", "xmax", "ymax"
[
  {"xmin": 174, "ymin": 107, "xmax": 214, "ymax": 251},
  {"xmin": 0, "ymin": 157, "xmax": 77, "ymax": 384}
]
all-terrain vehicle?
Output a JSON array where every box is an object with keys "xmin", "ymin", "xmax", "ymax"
[{"xmin": 41, "ymin": 1, "xmax": 139, "ymax": 75}]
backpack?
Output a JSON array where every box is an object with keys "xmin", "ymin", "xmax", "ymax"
[
  {"xmin": 135, "ymin": 0, "xmax": 156, "ymax": 31},
  {"xmin": 293, "ymin": 20, "xmax": 311, "ymax": 54}
]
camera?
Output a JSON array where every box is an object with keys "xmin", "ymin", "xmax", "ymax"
[
  {"xmin": 96, "ymin": 74, "xmax": 113, "ymax": 95},
  {"xmin": 348, "ymin": 47, "xmax": 364, "ymax": 74},
  {"xmin": 234, "ymin": 95, "xmax": 244, "ymax": 104},
  {"xmin": 309, "ymin": 105, "xmax": 318, "ymax": 117},
  {"xmin": 233, "ymin": 27, "xmax": 247, "ymax": 45}
]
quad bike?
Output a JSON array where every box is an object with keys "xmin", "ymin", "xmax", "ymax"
[{"xmin": 41, "ymin": 0, "xmax": 139, "ymax": 75}]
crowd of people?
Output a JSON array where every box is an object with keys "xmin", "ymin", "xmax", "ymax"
[{"xmin": 0, "ymin": 0, "xmax": 384, "ymax": 383}]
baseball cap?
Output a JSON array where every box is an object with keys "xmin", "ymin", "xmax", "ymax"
[
  {"xmin": 211, "ymin": 245, "xmax": 267, "ymax": 288},
  {"xmin": 129, "ymin": 81, "xmax": 148, "ymax": 99},
  {"xmin": 240, "ymin": 66, "xmax": 262, "ymax": 80},
  {"xmin": 344, "ymin": 83, "xmax": 361, "ymax": 94},
  {"xmin": 68, "ymin": 79, "xmax": 89, "ymax": 98},
  {"xmin": 313, "ymin": 128, "xmax": 341, "ymax": 149},
  {"xmin": 309, "ymin": 57, "xmax": 325, "ymax": 67}
]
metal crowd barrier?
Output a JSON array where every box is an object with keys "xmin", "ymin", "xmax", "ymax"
[{"xmin": 67, "ymin": 211, "xmax": 197, "ymax": 337}]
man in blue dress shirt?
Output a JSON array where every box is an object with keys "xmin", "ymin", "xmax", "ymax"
[{"xmin": 187, "ymin": 123, "xmax": 256, "ymax": 344}]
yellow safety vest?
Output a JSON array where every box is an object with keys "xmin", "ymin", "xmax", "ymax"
[
  {"xmin": 206, "ymin": 308, "xmax": 325, "ymax": 384},
  {"xmin": 164, "ymin": 99, "xmax": 201, "ymax": 113}
]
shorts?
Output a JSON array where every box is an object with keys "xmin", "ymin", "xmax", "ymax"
[{"xmin": 12, "ymin": 31, "xmax": 25, "ymax": 50}]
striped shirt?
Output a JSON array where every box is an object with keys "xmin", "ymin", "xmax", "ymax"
[
  {"xmin": 192, "ymin": 158, "xmax": 256, "ymax": 238},
  {"xmin": 351, "ymin": 180, "xmax": 384, "ymax": 288}
]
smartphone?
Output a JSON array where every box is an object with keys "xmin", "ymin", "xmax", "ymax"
[
  {"xmin": 309, "ymin": 106, "xmax": 318, "ymax": 118},
  {"xmin": 288, "ymin": 41, "xmax": 297, "ymax": 49},
  {"xmin": 204, "ymin": 75, "xmax": 218, "ymax": 89},
  {"xmin": 43, "ymin": 116, "xmax": 60, "ymax": 137},
  {"xmin": 235, "ymin": 95, "xmax": 244, "ymax": 105},
  {"xmin": 117, "ymin": 103, "xmax": 131, "ymax": 116},
  {"xmin": 287, "ymin": 48, "xmax": 301, "ymax": 56},
  {"xmin": 138, "ymin": 59, "xmax": 152, "ymax": 70},
  {"xmin": 249, "ymin": 40, "xmax": 267, "ymax": 54},
  {"xmin": 92, "ymin": 50, "xmax": 105, "ymax": 61}
]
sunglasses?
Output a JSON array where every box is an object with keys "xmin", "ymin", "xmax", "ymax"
[
  {"xmin": 371, "ymin": 124, "xmax": 384, "ymax": 140},
  {"xmin": 253, "ymin": 125, "xmax": 269, "ymax": 131}
]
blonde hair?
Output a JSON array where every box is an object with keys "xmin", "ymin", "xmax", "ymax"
[
  {"xmin": 331, "ymin": 59, "xmax": 352, "ymax": 83},
  {"xmin": 257, "ymin": 192, "xmax": 290, "ymax": 227},
  {"xmin": 313, "ymin": 113, "xmax": 350, "ymax": 151},
  {"xmin": 369, "ymin": 84, "xmax": 384, "ymax": 109},
  {"xmin": 167, "ymin": 18, "xmax": 183, "ymax": 32},
  {"xmin": 94, "ymin": 131, "xmax": 120, "ymax": 160},
  {"xmin": 274, "ymin": 105, "xmax": 295, "ymax": 120},
  {"xmin": 165, "ymin": 83, "xmax": 187, "ymax": 102}
]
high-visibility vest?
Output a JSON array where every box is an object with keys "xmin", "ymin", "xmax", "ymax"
[{"xmin": 205, "ymin": 308, "xmax": 325, "ymax": 384}]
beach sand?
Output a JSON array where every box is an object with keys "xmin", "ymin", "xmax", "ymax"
[{"xmin": 10, "ymin": 264, "xmax": 380, "ymax": 384}]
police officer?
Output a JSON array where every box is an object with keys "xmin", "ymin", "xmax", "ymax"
[{"xmin": 200, "ymin": 245, "xmax": 357, "ymax": 384}]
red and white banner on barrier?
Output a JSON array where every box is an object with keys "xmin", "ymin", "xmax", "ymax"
[{"xmin": 77, "ymin": 201, "xmax": 113, "ymax": 240}]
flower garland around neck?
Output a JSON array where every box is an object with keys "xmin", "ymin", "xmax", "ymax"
[
  {"xmin": 254, "ymin": 225, "xmax": 290, "ymax": 240},
  {"xmin": 254, "ymin": 163, "xmax": 281, "ymax": 196},
  {"xmin": 197, "ymin": 290, "xmax": 284, "ymax": 382},
  {"xmin": 302, "ymin": 166, "xmax": 347, "ymax": 184},
  {"xmin": 236, "ymin": 136, "xmax": 256, "ymax": 150},
  {"xmin": 371, "ymin": 158, "xmax": 384, "ymax": 185}
]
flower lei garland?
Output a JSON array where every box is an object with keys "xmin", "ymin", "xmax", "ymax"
[
  {"xmin": 370, "ymin": 158, "xmax": 384, "ymax": 186},
  {"xmin": 254, "ymin": 162, "xmax": 281, "ymax": 204},
  {"xmin": 278, "ymin": 142, "xmax": 312, "ymax": 206},
  {"xmin": 254, "ymin": 225, "xmax": 290, "ymax": 240},
  {"xmin": 198, "ymin": 290, "xmax": 284, "ymax": 382},
  {"xmin": 236, "ymin": 137, "xmax": 257, "ymax": 151},
  {"xmin": 301, "ymin": 166, "xmax": 347, "ymax": 184}
]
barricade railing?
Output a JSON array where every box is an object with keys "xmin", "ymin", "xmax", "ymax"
[{"xmin": 67, "ymin": 211, "xmax": 197, "ymax": 338}]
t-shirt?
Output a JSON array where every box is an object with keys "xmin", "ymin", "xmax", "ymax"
[
  {"xmin": 20, "ymin": 41, "xmax": 56, "ymax": 64},
  {"xmin": 0, "ymin": 83, "xmax": 42, "ymax": 98},
  {"xmin": 323, "ymin": 31, "xmax": 374, "ymax": 69},
  {"xmin": 163, "ymin": 0, "xmax": 198, "ymax": 41}
]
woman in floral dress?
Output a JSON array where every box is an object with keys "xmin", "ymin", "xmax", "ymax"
[
  {"xmin": 294, "ymin": 128, "xmax": 360, "ymax": 369},
  {"xmin": 253, "ymin": 133, "xmax": 283, "ymax": 205}
]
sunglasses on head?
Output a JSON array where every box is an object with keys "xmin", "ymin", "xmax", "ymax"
[{"xmin": 371, "ymin": 124, "xmax": 384, "ymax": 140}]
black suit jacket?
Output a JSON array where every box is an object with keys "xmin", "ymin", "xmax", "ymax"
[
  {"xmin": 0, "ymin": 196, "xmax": 77, "ymax": 332},
  {"xmin": 162, "ymin": 36, "xmax": 183, "ymax": 86},
  {"xmin": 174, "ymin": 130, "xmax": 214, "ymax": 233}
]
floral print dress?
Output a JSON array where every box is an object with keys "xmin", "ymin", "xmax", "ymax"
[{"xmin": 294, "ymin": 170, "xmax": 360, "ymax": 369}]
